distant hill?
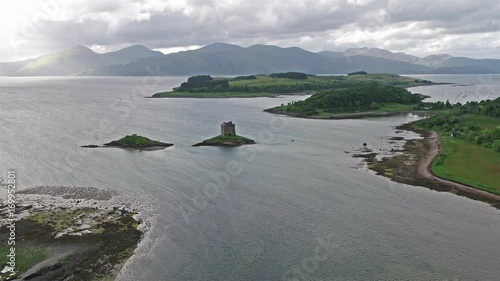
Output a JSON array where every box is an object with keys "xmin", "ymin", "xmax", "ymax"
[
  {"xmin": 102, "ymin": 45, "xmax": 164, "ymax": 65},
  {"xmin": 81, "ymin": 43, "xmax": 437, "ymax": 76},
  {"xmin": 81, "ymin": 43, "xmax": 342, "ymax": 76},
  {"xmin": 417, "ymin": 54, "xmax": 454, "ymax": 67},
  {"xmin": 344, "ymin": 47, "xmax": 421, "ymax": 64},
  {"xmin": 1, "ymin": 43, "xmax": 499, "ymax": 76},
  {"xmin": 316, "ymin": 51, "xmax": 345, "ymax": 59},
  {"xmin": 328, "ymin": 55, "xmax": 432, "ymax": 74},
  {"xmin": 1, "ymin": 45, "xmax": 164, "ymax": 76},
  {"xmin": 0, "ymin": 60, "xmax": 32, "ymax": 76},
  {"xmin": 416, "ymin": 54, "xmax": 500, "ymax": 73},
  {"xmin": 432, "ymin": 57, "xmax": 500, "ymax": 72}
]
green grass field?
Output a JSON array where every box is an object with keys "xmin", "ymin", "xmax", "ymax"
[
  {"xmin": 223, "ymin": 74, "xmax": 430, "ymax": 88},
  {"xmin": 412, "ymin": 113, "xmax": 500, "ymax": 194},
  {"xmin": 432, "ymin": 137, "xmax": 500, "ymax": 195}
]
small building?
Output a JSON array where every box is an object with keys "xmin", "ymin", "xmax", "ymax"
[{"xmin": 221, "ymin": 121, "xmax": 236, "ymax": 136}]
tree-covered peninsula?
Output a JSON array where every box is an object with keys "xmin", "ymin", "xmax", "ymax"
[
  {"xmin": 265, "ymin": 85, "xmax": 427, "ymax": 117},
  {"xmin": 151, "ymin": 73, "xmax": 435, "ymax": 98}
]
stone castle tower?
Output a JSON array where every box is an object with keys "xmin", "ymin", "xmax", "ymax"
[{"xmin": 221, "ymin": 121, "xmax": 236, "ymax": 136}]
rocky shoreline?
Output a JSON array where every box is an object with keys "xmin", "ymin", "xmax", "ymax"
[
  {"xmin": 354, "ymin": 122, "xmax": 500, "ymax": 209},
  {"xmin": 0, "ymin": 186, "xmax": 157, "ymax": 280}
]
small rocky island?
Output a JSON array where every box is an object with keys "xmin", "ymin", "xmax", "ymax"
[
  {"xmin": 193, "ymin": 121, "xmax": 256, "ymax": 147},
  {"xmin": 82, "ymin": 134, "xmax": 173, "ymax": 150}
]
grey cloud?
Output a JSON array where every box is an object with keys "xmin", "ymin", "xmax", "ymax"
[
  {"xmin": 37, "ymin": 19, "xmax": 111, "ymax": 47},
  {"xmin": 2, "ymin": 0, "xmax": 500, "ymax": 61},
  {"xmin": 85, "ymin": 1, "xmax": 122, "ymax": 13}
]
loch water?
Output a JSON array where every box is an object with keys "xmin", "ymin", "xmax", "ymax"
[{"xmin": 0, "ymin": 74, "xmax": 499, "ymax": 280}]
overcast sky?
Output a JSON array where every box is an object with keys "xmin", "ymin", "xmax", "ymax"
[{"xmin": 1, "ymin": 0, "xmax": 499, "ymax": 62}]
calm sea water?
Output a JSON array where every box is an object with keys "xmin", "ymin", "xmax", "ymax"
[
  {"xmin": 0, "ymin": 75, "xmax": 499, "ymax": 280},
  {"xmin": 409, "ymin": 74, "xmax": 500, "ymax": 103}
]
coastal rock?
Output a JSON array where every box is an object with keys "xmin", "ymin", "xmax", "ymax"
[
  {"xmin": 360, "ymin": 147, "xmax": 373, "ymax": 153},
  {"xmin": 81, "ymin": 144, "xmax": 99, "ymax": 148}
]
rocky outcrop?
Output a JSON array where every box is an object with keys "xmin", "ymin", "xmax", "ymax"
[{"xmin": 192, "ymin": 138, "xmax": 256, "ymax": 147}]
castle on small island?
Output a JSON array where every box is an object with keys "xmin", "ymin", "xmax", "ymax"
[
  {"xmin": 192, "ymin": 121, "xmax": 254, "ymax": 146},
  {"xmin": 221, "ymin": 121, "xmax": 236, "ymax": 136}
]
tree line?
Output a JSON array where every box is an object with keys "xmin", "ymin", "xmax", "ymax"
[
  {"xmin": 280, "ymin": 85, "xmax": 423, "ymax": 115},
  {"xmin": 176, "ymin": 75, "xmax": 230, "ymax": 92},
  {"xmin": 416, "ymin": 97, "xmax": 500, "ymax": 151}
]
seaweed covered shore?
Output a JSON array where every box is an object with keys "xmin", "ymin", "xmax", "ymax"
[{"xmin": 0, "ymin": 186, "xmax": 156, "ymax": 281}]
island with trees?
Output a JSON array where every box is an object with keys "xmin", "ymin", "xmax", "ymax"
[
  {"xmin": 151, "ymin": 72, "xmax": 436, "ymax": 98},
  {"xmin": 82, "ymin": 134, "xmax": 173, "ymax": 150},
  {"xmin": 264, "ymin": 85, "xmax": 429, "ymax": 118}
]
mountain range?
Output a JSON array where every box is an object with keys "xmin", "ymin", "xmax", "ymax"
[
  {"xmin": 0, "ymin": 45, "xmax": 163, "ymax": 76},
  {"xmin": 1, "ymin": 43, "xmax": 499, "ymax": 76}
]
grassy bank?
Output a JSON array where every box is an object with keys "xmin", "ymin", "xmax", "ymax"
[
  {"xmin": 432, "ymin": 136, "xmax": 500, "ymax": 195},
  {"xmin": 412, "ymin": 98, "xmax": 500, "ymax": 195}
]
